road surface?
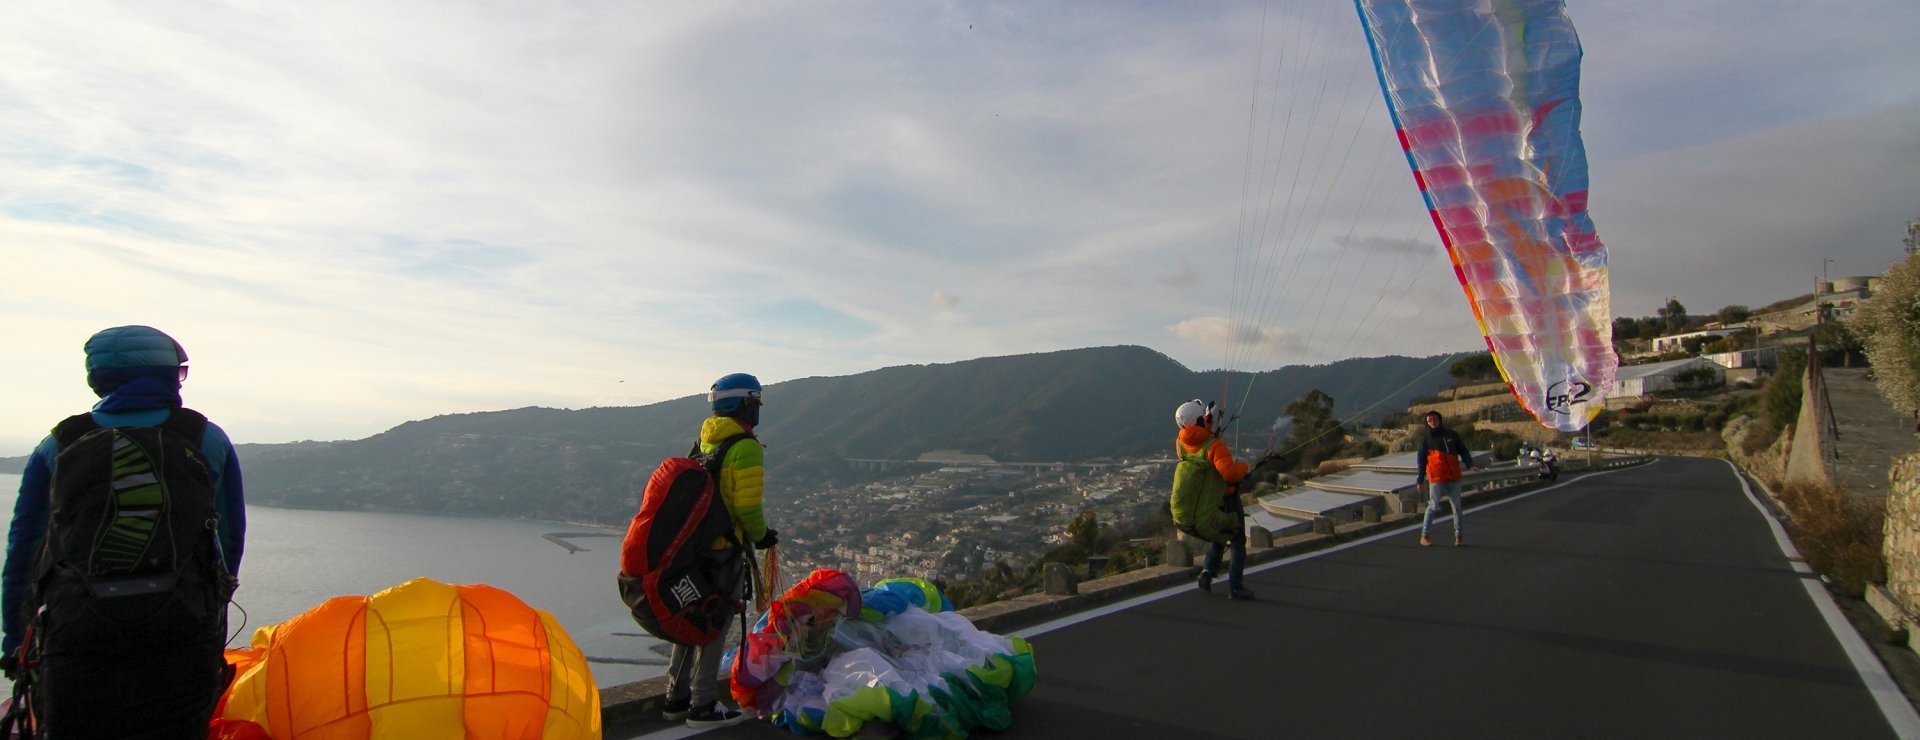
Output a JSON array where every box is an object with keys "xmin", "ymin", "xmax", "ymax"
[{"xmin": 624, "ymin": 457, "xmax": 1918, "ymax": 738}]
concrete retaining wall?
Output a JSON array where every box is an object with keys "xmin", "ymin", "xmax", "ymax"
[
  {"xmin": 1413, "ymin": 392, "xmax": 1520, "ymax": 427},
  {"xmin": 1786, "ymin": 348, "xmax": 1835, "ymax": 486}
]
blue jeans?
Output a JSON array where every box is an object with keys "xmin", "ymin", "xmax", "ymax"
[
  {"xmin": 1421, "ymin": 480, "xmax": 1464, "ymax": 537},
  {"xmin": 1203, "ymin": 535, "xmax": 1246, "ymax": 589}
]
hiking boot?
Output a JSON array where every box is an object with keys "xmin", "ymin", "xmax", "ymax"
[
  {"xmin": 1228, "ymin": 585, "xmax": 1256, "ymax": 601},
  {"xmin": 1454, "ymin": 535, "xmax": 1465, "ymax": 547},
  {"xmin": 1419, "ymin": 534, "xmax": 1432, "ymax": 547},
  {"xmin": 687, "ymin": 703, "xmax": 748, "ymax": 729},
  {"xmin": 1196, "ymin": 570, "xmax": 1215, "ymax": 593},
  {"xmin": 662, "ymin": 698, "xmax": 691, "ymax": 721}
]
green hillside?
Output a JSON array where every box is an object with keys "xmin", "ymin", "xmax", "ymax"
[{"xmin": 237, "ymin": 345, "xmax": 1462, "ymax": 523}]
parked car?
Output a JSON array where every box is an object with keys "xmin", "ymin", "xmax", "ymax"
[{"xmin": 1571, "ymin": 438, "xmax": 1596, "ymax": 450}]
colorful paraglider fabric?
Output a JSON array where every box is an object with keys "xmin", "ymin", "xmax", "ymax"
[
  {"xmin": 1357, "ymin": 0, "xmax": 1616, "ymax": 431},
  {"xmin": 730, "ymin": 569, "xmax": 862, "ymax": 716},
  {"xmin": 859, "ymin": 577, "xmax": 954, "ymax": 622},
  {"xmin": 212, "ymin": 578, "xmax": 601, "ymax": 740},
  {"xmin": 729, "ymin": 569, "xmax": 1035, "ymax": 738}
]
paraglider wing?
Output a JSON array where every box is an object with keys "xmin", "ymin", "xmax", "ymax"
[
  {"xmin": 215, "ymin": 578, "xmax": 601, "ymax": 740},
  {"xmin": 730, "ymin": 570, "xmax": 1034, "ymax": 737},
  {"xmin": 1356, "ymin": 0, "xmax": 1616, "ymax": 431}
]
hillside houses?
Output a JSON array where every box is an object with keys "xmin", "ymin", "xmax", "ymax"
[
  {"xmin": 1651, "ymin": 328, "xmax": 1743, "ymax": 354},
  {"xmin": 1605, "ymin": 275, "xmax": 1881, "ymax": 401},
  {"xmin": 1749, "ymin": 276, "xmax": 1877, "ymax": 333}
]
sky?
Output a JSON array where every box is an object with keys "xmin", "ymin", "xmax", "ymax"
[{"xmin": 3, "ymin": 1, "xmax": 1916, "ymax": 455}]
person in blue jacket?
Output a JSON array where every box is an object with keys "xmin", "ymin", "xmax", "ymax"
[{"xmin": 1, "ymin": 326, "xmax": 247, "ymax": 677}]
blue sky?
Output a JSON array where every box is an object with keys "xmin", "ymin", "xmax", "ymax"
[{"xmin": 3, "ymin": 1, "xmax": 1916, "ymax": 454}]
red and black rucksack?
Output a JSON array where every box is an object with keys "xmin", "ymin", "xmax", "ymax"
[{"xmin": 617, "ymin": 434, "xmax": 752, "ymax": 646}]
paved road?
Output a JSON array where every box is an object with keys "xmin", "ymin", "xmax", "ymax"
[{"xmin": 626, "ymin": 457, "xmax": 1919, "ymax": 739}]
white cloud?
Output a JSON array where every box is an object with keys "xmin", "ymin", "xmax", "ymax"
[
  {"xmin": 1, "ymin": 0, "xmax": 1914, "ymax": 452},
  {"xmin": 1171, "ymin": 316, "xmax": 1301, "ymax": 357}
]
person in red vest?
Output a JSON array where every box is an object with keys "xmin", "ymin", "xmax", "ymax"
[{"xmin": 1414, "ymin": 410, "xmax": 1478, "ymax": 547}]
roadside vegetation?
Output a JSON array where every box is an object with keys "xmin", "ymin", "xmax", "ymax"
[
  {"xmin": 1775, "ymin": 479, "xmax": 1887, "ymax": 595},
  {"xmin": 944, "ymin": 508, "xmax": 1167, "ymax": 609}
]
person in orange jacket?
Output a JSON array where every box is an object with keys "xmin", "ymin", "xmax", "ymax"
[
  {"xmin": 1174, "ymin": 400, "xmax": 1254, "ymax": 601},
  {"xmin": 1415, "ymin": 410, "xmax": 1479, "ymax": 547}
]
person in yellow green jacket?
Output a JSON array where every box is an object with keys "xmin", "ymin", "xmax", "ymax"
[
  {"xmin": 664, "ymin": 372, "xmax": 777, "ymax": 729},
  {"xmin": 1172, "ymin": 400, "xmax": 1254, "ymax": 601}
]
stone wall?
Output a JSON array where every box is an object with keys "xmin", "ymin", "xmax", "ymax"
[
  {"xmin": 1414, "ymin": 392, "xmax": 1519, "ymax": 425},
  {"xmin": 1723, "ymin": 414, "xmax": 1790, "ymax": 487},
  {"xmin": 1887, "ymin": 453, "xmax": 1920, "ymax": 618}
]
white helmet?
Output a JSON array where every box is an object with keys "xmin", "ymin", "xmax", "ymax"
[{"xmin": 1175, "ymin": 400, "xmax": 1212, "ymax": 429}]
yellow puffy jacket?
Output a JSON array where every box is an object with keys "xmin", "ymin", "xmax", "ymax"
[{"xmin": 700, "ymin": 415, "xmax": 769, "ymax": 547}]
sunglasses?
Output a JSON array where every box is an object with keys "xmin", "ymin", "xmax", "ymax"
[{"xmin": 178, "ymin": 365, "xmax": 190, "ymax": 382}]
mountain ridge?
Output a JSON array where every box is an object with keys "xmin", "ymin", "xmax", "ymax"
[{"xmin": 226, "ymin": 345, "xmax": 1463, "ymax": 523}]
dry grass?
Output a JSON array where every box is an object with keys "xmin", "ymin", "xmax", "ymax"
[
  {"xmin": 1776, "ymin": 480, "xmax": 1887, "ymax": 595},
  {"xmin": 1313, "ymin": 461, "xmax": 1352, "ymax": 476},
  {"xmin": 1739, "ymin": 419, "xmax": 1784, "ymax": 457}
]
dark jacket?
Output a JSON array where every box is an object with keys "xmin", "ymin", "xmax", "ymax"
[
  {"xmin": 1415, "ymin": 427, "xmax": 1474, "ymax": 484},
  {"xmin": 3, "ymin": 327, "xmax": 246, "ymax": 656},
  {"xmin": 3, "ymin": 410, "xmax": 246, "ymax": 657}
]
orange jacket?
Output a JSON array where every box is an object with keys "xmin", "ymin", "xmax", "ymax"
[
  {"xmin": 1416, "ymin": 427, "xmax": 1473, "ymax": 484},
  {"xmin": 1177, "ymin": 426, "xmax": 1247, "ymax": 484}
]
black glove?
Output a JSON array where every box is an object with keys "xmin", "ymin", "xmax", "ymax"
[
  {"xmin": 754, "ymin": 529, "xmax": 778, "ymax": 549},
  {"xmin": 1, "ymin": 653, "xmax": 17, "ymax": 682}
]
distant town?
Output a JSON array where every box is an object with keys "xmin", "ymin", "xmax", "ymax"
[{"xmin": 778, "ymin": 451, "xmax": 1172, "ymax": 584}]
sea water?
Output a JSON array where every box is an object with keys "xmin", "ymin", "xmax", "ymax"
[{"xmin": 0, "ymin": 473, "xmax": 665, "ymax": 688}]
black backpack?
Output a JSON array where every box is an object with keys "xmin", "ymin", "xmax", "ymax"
[
  {"xmin": 617, "ymin": 434, "xmax": 752, "ymax": 646},
  {"xmin": 27, "ymin": 408, "xmax": 236, "ymax": 736}
]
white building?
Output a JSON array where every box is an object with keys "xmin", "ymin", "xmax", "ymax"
[
  {"xmin": 1703, "ymin": 346, "xmax": 1781, "ymax": 371},
  {"xmin": 1650, "ymin": 328, "xmax": 1743, "ymax": 354},
  {"xmin": 1606, "ymin": 357, "xmax": 1726, "ymax": 401}
]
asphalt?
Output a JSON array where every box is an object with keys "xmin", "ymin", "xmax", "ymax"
[{"xmin": 619, "ymin": 457, "xmax": 1914, "ymax": 739}]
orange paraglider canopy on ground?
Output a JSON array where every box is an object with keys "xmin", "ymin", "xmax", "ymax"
[{"xmin": 212, "ymin": 578, "xmax": 601, "ymax": 739}]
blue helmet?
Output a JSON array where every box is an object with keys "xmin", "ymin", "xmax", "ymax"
[{"xmin": 709, "ymin": 373, "xmax": 763, "ymax": 417}]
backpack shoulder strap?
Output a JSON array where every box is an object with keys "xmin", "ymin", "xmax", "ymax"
[
  {"xmin": 161, "ymin": 407, "xmax": 209, "ymax": 442},
  {"xmin": 51, "ymin": 413, "xmax": 98, "ymax": 449},
  {"xmin": 704, "ymin": 433, "xmax": 756, "ymax": 475},
  {"xmin": 50, "ymin": 408, "xmax": 209, "ymax": 449}
]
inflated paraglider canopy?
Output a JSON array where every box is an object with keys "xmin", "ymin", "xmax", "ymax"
[
  {"xmin": 1357, "ymin": 0, "xmax": 1617, "ymax": 432},
  {"xmin": 730, "ymin": 570, "xmax": 1035, "ymax": 737},
  {"xmin": 212, "ymin": 578, "xmax": 601, "ymax": 739}
]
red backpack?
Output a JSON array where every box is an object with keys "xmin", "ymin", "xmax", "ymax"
[{"xmin": 617, "ymin": 434, "xmax": 752, "ymax": 646}]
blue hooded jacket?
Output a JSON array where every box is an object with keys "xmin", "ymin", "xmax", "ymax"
[{"xmin": 2, "ymin": 326, "xmax": 247, "ymax": 655}]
